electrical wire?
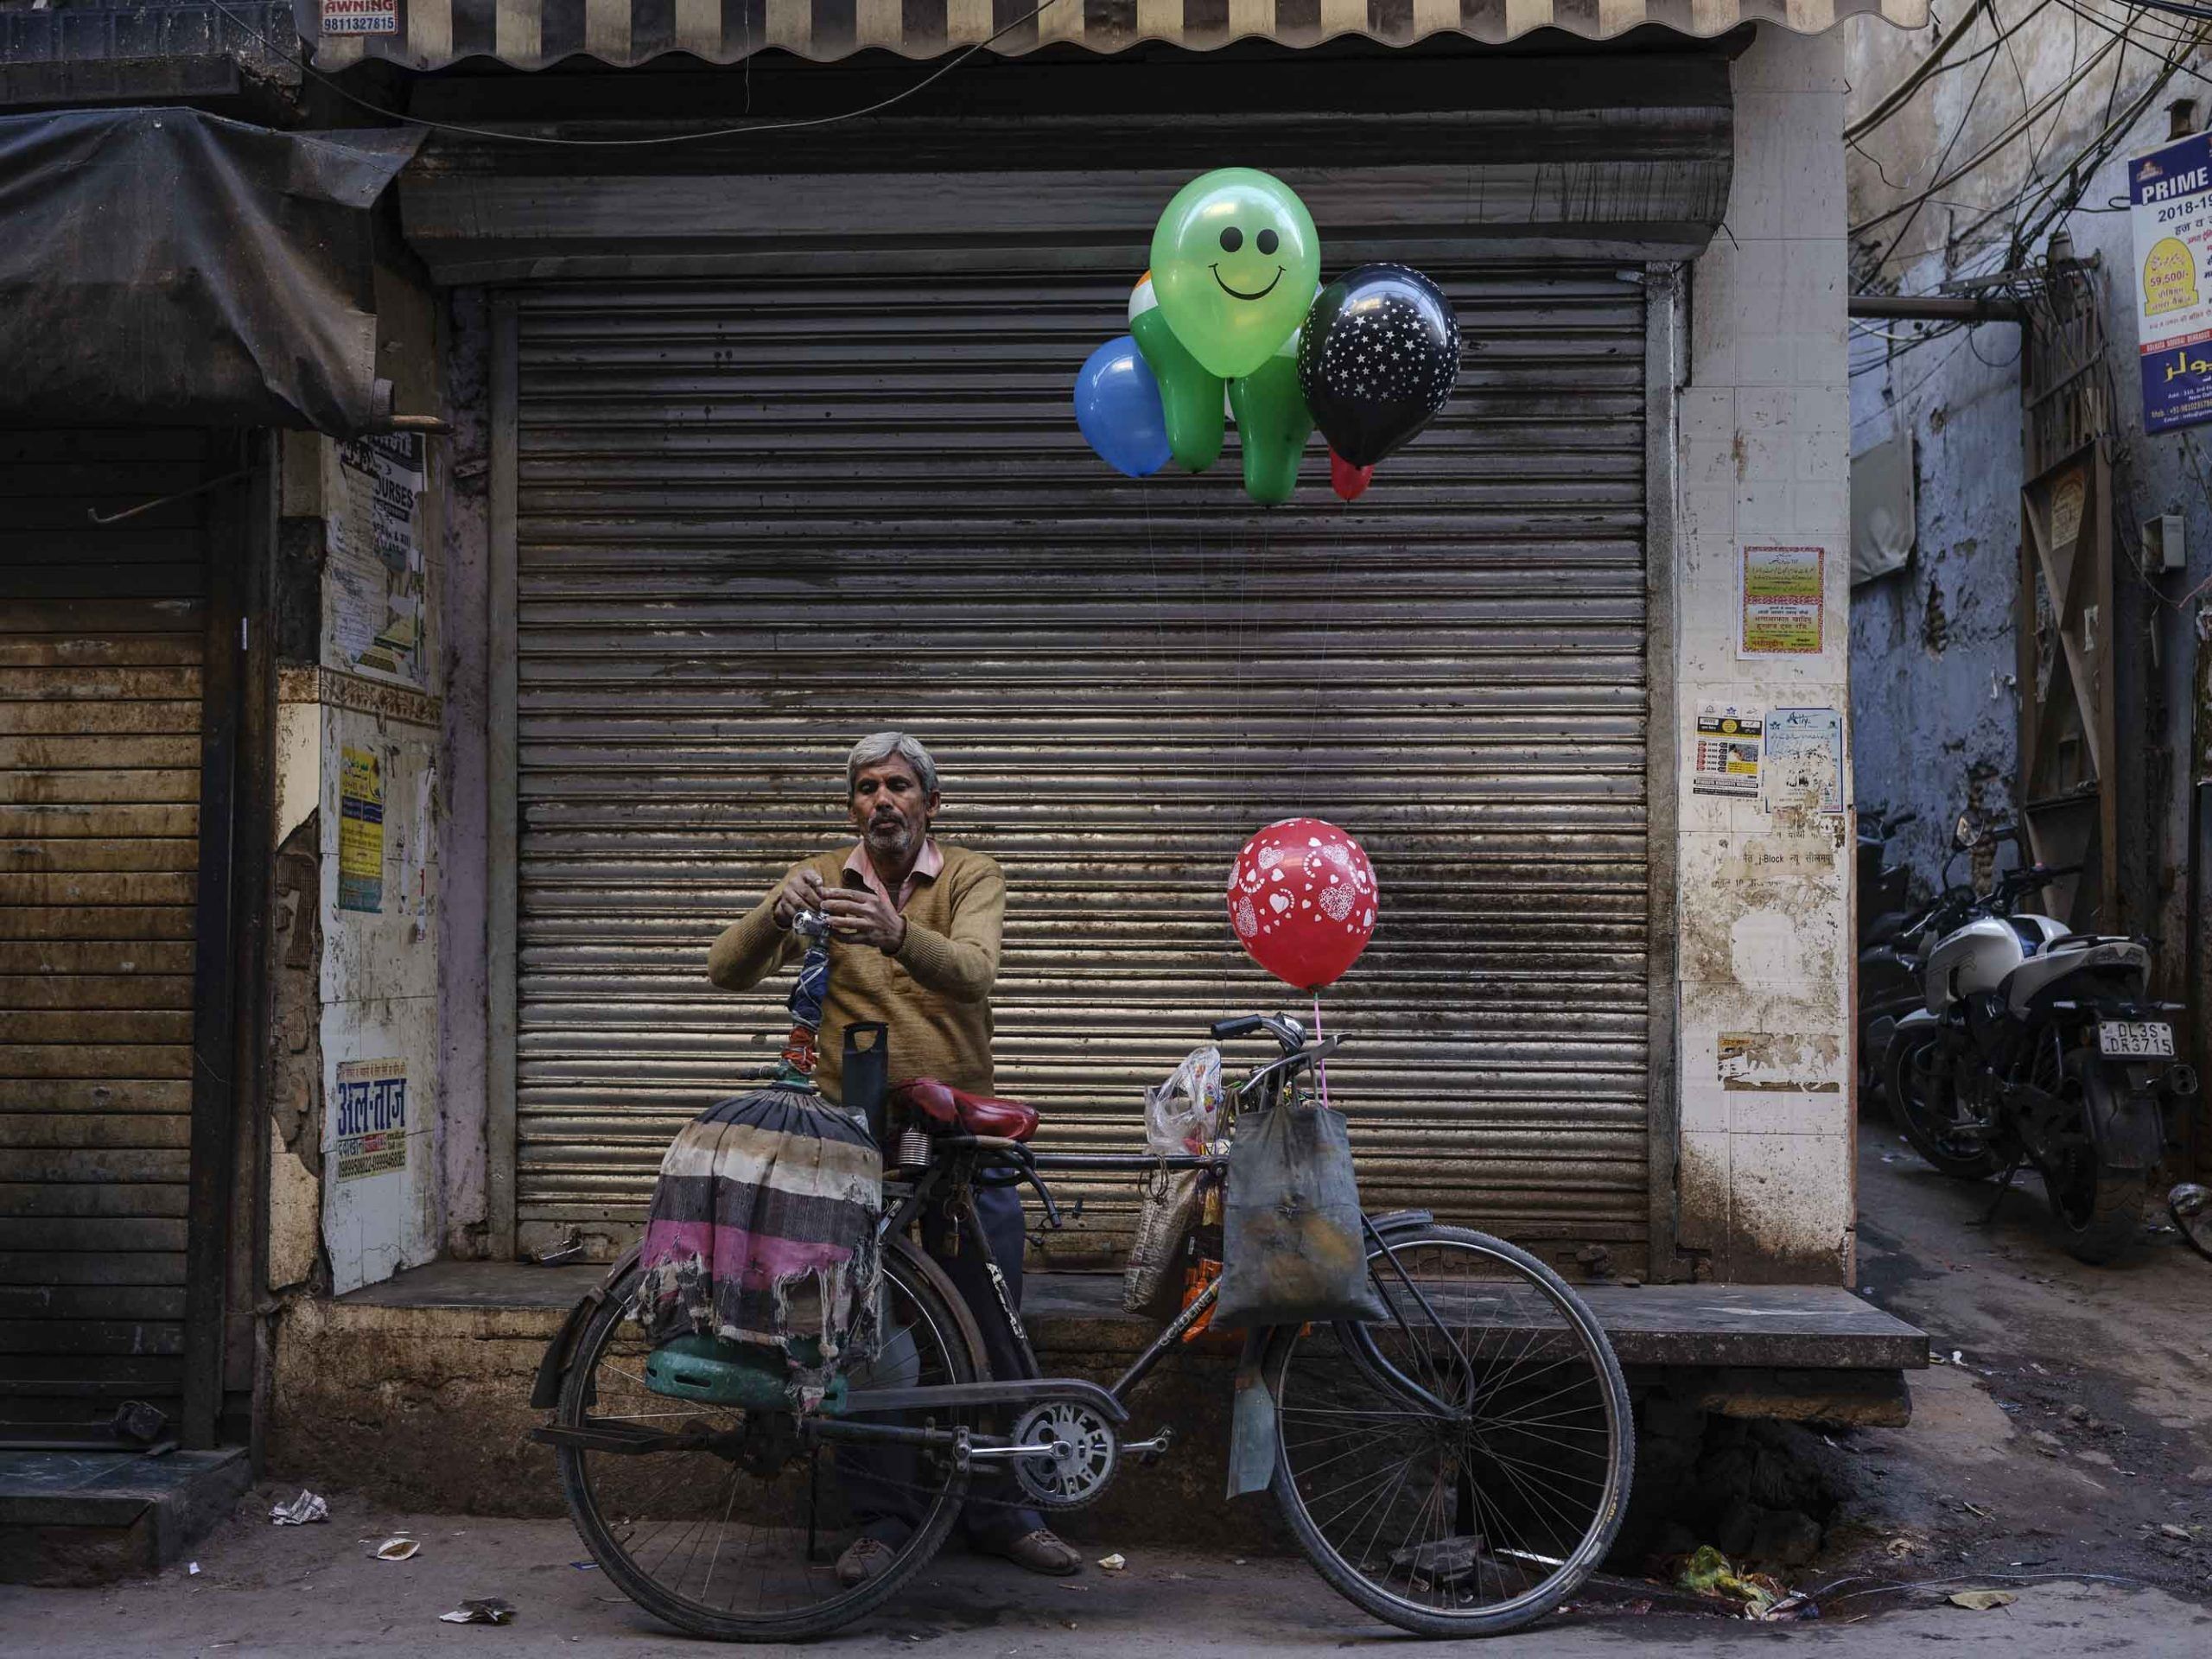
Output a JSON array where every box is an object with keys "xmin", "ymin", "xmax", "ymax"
[
  {"xmin": 1852, "ymin": 26, "xmax": 2127, "ymax": 238},
  {"xmin": 1996, "ymin": 15, "xmax": 2212, "ymax": 252},
  {"xmin": 201, "ymin": 0, "xmax": 1071, "ymax": 147},
  {"xmin": 1847, "ymin": 0, "xmax": 1998, "ymax": 139}
]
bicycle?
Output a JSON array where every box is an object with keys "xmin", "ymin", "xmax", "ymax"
[{"xmin": 530, "ymin": 1010, "xmax": 1634, "ymax": 1640}]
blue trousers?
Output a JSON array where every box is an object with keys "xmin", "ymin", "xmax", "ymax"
[{"xmin": 848, "ymin": 1180, "xmax": 1043, "ymax": 1550}]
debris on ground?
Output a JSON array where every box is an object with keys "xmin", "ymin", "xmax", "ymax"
[
  {"xmin": 374, "ymin": 1537, "xmax": 420, "ymax": 1561},
  {"xmin": 439, "ymin": 1599, "xmax": 516, "ymax": 1625},
  {"xmin": 1096, "ymin": 1554, "xmax": 1127, "ymax": 1572},
  {"xmin": 1674, "ymin": 1545, "xmax": 1808, "ymax": 1620},
  {"xmin": 269, "ymin": 1491, "xmax": 327, "ymax": 1527},
  {"xmin": 187, "ymin": 1562, "xmax": 200, "ymax": 1577},
  {"xmin": 1947, "ymin": 1588, "xmax": 2018, "ymax": 1611}
]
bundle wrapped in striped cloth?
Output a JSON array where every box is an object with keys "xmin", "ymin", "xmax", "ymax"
[{"xmin": 634, "ymin": 912, "xmax": 881, "ymax": 1411}]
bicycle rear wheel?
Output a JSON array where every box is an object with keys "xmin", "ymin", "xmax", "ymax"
[
  {"xmin": 556, "ymin": 1244, "xmax": 979, "ymax": 1642},
  {"xmin": 1268, "ymin": 1224, "xmax": 1632, "ymax": 1637}
]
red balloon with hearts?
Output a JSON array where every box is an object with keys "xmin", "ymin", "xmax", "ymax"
[{"xmin": 1225, "ymin": 818, "xmax": 1378, "ymax": 990}]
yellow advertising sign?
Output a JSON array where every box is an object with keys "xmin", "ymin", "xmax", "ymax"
[{"xmin": 2143, "ymin": 235, "xmax": 2199, "ymax": 316}]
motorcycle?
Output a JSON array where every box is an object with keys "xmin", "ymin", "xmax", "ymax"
[
  {"xmin": 1882, "ymin": 812, "xmax": 2199, "ymax": 1263},
  {"xmin": 1856, "ymin": 804, "xmax": 1917, "ymax": 949}
]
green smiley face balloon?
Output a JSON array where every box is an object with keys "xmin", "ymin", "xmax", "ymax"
[{"xmin": 1149, "ymin": 168, "xmax": 1320, "ymax": 381}]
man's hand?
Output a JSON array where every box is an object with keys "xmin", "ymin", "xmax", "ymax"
[
  {"xmin": 771, "ymin": 868, "xmax": 826, "ymax": 930},
  {"xmin": 819, "ymin": 886, "xmax": 907, "ymax": 954}
]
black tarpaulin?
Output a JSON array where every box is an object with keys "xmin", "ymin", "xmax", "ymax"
[{"xmin": 0, "ymin": 108, "xmax": 423, "ymax": 433}]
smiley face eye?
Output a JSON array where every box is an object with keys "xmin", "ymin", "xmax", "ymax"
[
  {"xmin": 1257, "ymin": 229, "xmax": 1280, "ymax": 256},
  {"xmin": 1219, "ymin": 226, "xmax": 1243, "ymax": 253}
]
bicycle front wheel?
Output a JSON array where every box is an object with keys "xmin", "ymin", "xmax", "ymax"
[{"xmin": 1268, "ymin": 1224, "xmax": 1633, "ymax": 1637}]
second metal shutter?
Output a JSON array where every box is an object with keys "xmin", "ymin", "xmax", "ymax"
[
  {"xmin": 0, "ymin": 429, "xmax": 207, "ymax": 1426},
  {"xmin": 510, "ymin": 263, "xmax": 1651, "ymax": 1271}
]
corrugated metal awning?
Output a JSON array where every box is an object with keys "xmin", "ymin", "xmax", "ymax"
[{"xmin": 316, "ymin": 0, "xmax": 1925, "ymax": 74}]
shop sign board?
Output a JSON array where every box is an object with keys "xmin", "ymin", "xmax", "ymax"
[{"xmin": 2130, "ymin": 130, "xmax": 2212, "ymax": 433}]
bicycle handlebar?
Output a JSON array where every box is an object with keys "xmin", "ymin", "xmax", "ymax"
[{"xmin": 1211, "ymin": 1012, "xmax": 1310, "ymax": 1054}]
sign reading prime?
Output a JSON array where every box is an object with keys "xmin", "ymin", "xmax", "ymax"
[{"xmin": 2131, "ymin": 131, "xmax": 2212, "ymax": 433}]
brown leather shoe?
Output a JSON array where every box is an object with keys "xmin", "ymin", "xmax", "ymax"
[
  {"xmin": 983, "ymin": 1528, "xmax": 1083, "ymax": 1576},
  {"xmin": 835, "ymin": 1535, "xmax": 898, "ymax": 1587}
]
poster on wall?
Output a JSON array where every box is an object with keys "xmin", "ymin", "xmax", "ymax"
[
  {"xmin": 1764, "ymin": 707, "xmax": 1845, "ymax": 814},
  {"xmin": 327, "ymin": 433, "xmax": 427, "ymax": 686},
  {"xmin": 1692, "ymin": 702, "xmax": 1763, "ymax": 798},
  {"xmin": 2130, "ymin": 130, "xmax": 2212, "ymax": 433},
  {"xmin": 339, "ymin": 746, "xmax": 385, "ymax": 912},
  {"xmin": 1736, "ymin": 544, "xmax": 1825, "ymax": 657},
  {"xmin": 333, "ymin": 1058, "xmax": 408, "ymax": 1181}
]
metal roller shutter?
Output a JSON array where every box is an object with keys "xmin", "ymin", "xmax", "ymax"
[
  {"xmin": 0, "ymin": 429, "xmax": 207, "ymax": 1426},
  {"xmin": 510, "ymin": 262, "xmax": 1651, "ymax": 1271}
]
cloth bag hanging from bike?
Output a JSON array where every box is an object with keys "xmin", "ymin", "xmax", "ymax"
[{"xmin": 1214, "ymin": 1102, "xmax": 1387, "ymax": 1327}]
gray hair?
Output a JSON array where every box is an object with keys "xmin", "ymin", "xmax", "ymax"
[{"xmin": 847, "ymin": 730, "xmax": 939, "ymax": 797}]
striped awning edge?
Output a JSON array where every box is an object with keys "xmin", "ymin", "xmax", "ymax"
[{"xmin": 315, "ymin": 0, "xmax": 1929, "ymax": 74}]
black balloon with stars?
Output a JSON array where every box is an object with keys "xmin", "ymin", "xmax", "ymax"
[{"xmin": 1296, "ymin": 264, "xmax": 1461, "ymax": 469}]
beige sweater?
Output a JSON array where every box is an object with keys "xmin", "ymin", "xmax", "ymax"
[{"xmin": 707, "ymin": 842, "xmax": 1005, "ymax": 1107}]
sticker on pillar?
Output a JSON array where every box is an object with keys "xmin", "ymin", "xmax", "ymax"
[
  {"xmin": 1764, "ymin": 708, "xmax": 1844, "ymax": 815},
  {"xmin": 339, "ymin": 746, "xmax": 385, "ymax": 912},
  {"xmin": 1736, "ymin": 543, "xmax": 1825, "ymax": 657},
  {"xmin": 1692, "ymin": 702, "xmax": 1763, "ymax": 798},
  {"xmin": 334, "ymin": 1058, "xmax": 408, "ymax": 1179}
]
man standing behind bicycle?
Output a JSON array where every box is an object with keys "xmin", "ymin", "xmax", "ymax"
[{"xmin": 707, "ymin": 730, "xmax": 1083, "ymax": 1585}]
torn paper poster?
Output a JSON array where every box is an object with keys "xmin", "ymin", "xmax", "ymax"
[
  {"xmin": 1764, "ymin": 707, "xmax": 1845, "ymax": 814},
  {"xmin": 1719, "ymin": 1031, "xmax": 1844, "ymax": 1093},
  {"xmin": 1692, "ymin": 703, "xmax": 1763, "ymax": 799}
]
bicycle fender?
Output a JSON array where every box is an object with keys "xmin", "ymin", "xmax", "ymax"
[
  {"xmin": 530, "ymin": 1243, "xmax": 644, "ymax": 1410},
  {"xmin": 1364, "ymin": 1208, "xmax": 1435, "ymax": 1238},
  {"xmin": 1226, "ymin": 1327, "xmax": 1276, "ymax": 1500}
]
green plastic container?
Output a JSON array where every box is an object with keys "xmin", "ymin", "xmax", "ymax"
[{"xmin": 643, "ymin": 1335, "xmax": 846, "ymax": 1414}]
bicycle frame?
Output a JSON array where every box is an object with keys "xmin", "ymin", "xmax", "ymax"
[{"xmin": 823, "ymin": 1138, "xmax": 1474, "ymax": 1452}]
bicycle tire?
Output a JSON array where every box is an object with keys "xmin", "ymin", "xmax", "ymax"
[
  {"xmin": 1267, "ymin": 1224, "xmax": 1633, "ymax": 1638},
  {"xmin": 556, "ymin": 1245, "xmax": 980, "ymax": 1643}
]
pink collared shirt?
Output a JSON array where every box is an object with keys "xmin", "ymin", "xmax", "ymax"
[{"xmin": 843, "ymin": 837, "xmax": 943, "ymax": 912}]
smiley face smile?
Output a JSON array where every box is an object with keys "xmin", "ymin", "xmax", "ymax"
[{"xmin": 1211, "ymin": 264, "xmax": 1286, "ymax": 302}]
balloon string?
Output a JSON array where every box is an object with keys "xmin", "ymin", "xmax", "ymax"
[{"xmin": 1311, "ymin": 994, "xmax": 1330, "ymax": 1111}]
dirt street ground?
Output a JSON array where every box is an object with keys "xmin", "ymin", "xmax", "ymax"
[
  {"xmin": 7, "ymin": 1128, "xmax": 2212, "ymax": 1655},
  {"xmin": 1838, "ymin": 1118, "xmax": 2212, "ymax": 1600}
]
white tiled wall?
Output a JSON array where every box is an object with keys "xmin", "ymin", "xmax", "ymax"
[{"xmin": 1673, "ymin": 26, "xmax": 1857, "ymax": 1283}]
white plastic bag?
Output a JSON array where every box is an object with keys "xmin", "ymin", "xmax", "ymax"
[{"xmin": 1145, "ymin": 1046, "xmax": 1224, "ymax": 1154}]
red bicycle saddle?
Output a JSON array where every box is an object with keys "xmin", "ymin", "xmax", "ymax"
[{"xmin": 892, "ymin": 1078, "xmax": 1039, "ymax": 1141}]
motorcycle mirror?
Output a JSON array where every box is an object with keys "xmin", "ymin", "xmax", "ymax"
[{"xmin": 1953, "ymin": 811, "xmax": 1979, "ymax": 850}]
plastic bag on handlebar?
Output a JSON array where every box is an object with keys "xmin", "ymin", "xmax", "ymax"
[
  {"xmin": 1145, "ymin": 1045, "xmax": 1225, "ymax": 1154},
  {"xmin": 1215, "ymin": 1101, "xmax": 1388, "ymax": 1328}
]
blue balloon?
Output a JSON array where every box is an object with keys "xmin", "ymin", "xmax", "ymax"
[{"xmin": 1074, "ymin": 336, "xmax": 1173, "ymax": 479}]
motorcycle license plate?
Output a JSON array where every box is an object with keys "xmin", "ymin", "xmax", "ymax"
[{"xmin": 2097, "ymin": 1020, "xmax": 2174, "ymax": 1058}]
